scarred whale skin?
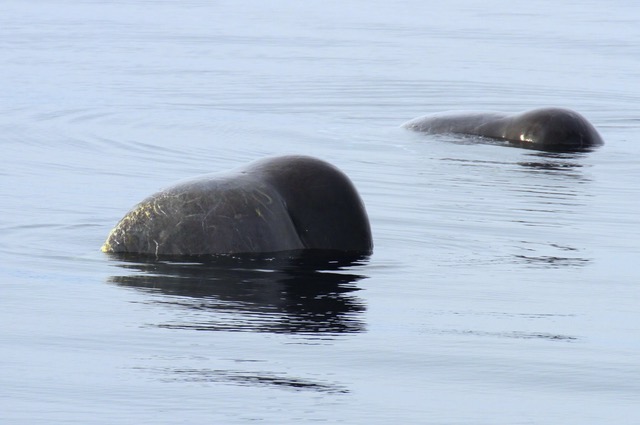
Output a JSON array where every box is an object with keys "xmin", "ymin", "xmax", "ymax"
[{"xmin": 102, "ymin": 155, "xmax": 373, "ymax": 257}]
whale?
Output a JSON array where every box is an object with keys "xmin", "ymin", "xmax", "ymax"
[
  {"xmin": 402, "ymin": 107, "xmax": 604, "ymax": 152},
  {"xmin": 102, "ymin": 155, "xmax": 373, "ymax": 257}
]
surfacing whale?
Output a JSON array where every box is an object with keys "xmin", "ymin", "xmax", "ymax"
[
  {"xmin": 102, "ymin": 155, "xmax": 373, "ymax": 258},
  {"xmin": 402, "ymin": 107, "xmax": 603, "ymax": 152}
]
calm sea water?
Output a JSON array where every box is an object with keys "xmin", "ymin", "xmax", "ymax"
[{"xmin": 2, "ymin": 1, "xmax": 640, "ymax": 423}]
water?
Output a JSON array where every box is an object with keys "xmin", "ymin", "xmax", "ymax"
[{"xmin": 2, "ymin": 0, "xmax": 640, "ymax": 423}]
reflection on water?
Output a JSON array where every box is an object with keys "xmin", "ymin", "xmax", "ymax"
[
  {"xmin": 431, "ymin": 328, "xmax": 578, "ymax": 342},
  {"xmin": 147, "ymin": 367, "xmax": 349, "ymax": 394},
  {"xmin": 107, "ymin": 251, "xmax": 369, "ymax": 335},
  {"xmin": 512, "ymin": 151, "xmax": 593, "ymax": 267},
  {"xmin": 420, "ymin": 310, "xmax": 580, "ymax": 344},
  {"xmin": 442, "ymin": 151, "xmax": 589, "ymax": 178},
  {"xmin": 512, "ymin": 251, "xmax": 590, "ymax": 268},
  {"xmin": 517, "ymin": 151, "xmax": 588, "ymax": 177},
  {"xmin": 437, "ymin": 150, "xmax": 593, "ymax": 268}
]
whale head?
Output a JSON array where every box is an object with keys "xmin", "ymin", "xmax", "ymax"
[{"xmin": 512, "ymin": 108, "xmax": 604, "ymax": 152}]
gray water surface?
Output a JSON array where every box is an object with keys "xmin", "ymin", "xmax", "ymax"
[{"xmin": 2, "ymin": 1, "xmax": 640, "ymax": 423}]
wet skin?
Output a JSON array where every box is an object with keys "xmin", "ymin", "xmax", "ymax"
[
  {"xmin": 403, "ymin": 107, "xmax": 604, "ymax": 152},
  {"xmin": 102, "ymin": 155, "xmax": 373, "ymax": 257}
]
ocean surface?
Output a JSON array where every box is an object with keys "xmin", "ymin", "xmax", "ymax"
[{"xmin": 2, "ymin": 1, "xmax": 639, "ymax": 423}]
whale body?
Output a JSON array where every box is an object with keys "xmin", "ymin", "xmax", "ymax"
[
  {"xmin": 102, "ymin": 155, "xmax": 373, "ymax": 257},
  {"xmin": 403, "ymin": 107, "xmax": 604, "ymax": 152}
]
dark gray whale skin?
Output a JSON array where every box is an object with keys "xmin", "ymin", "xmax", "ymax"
[
  {"xmin": 102, "ymin": 155, "xmax": 373, "ymax": 257},
  {"xmin": 402, "ymin": 107, "xmax": 604, "ymax": 152}
]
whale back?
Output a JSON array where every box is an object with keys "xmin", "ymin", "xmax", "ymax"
[
  {"xmin": 102, "ymin": 155, "xmax": 373, "ymax": 257},
  {"xmin": 402, "ymin": 111, "xmax": 507, "ymax": 135},
  {"xmin": 102, "ymin": 174, "xmax": 305, "ymax": 256}
]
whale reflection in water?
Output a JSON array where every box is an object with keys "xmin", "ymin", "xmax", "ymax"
[{"xmin": 106, "ymin": 250, "xmax": 370, "ymax": 335}]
